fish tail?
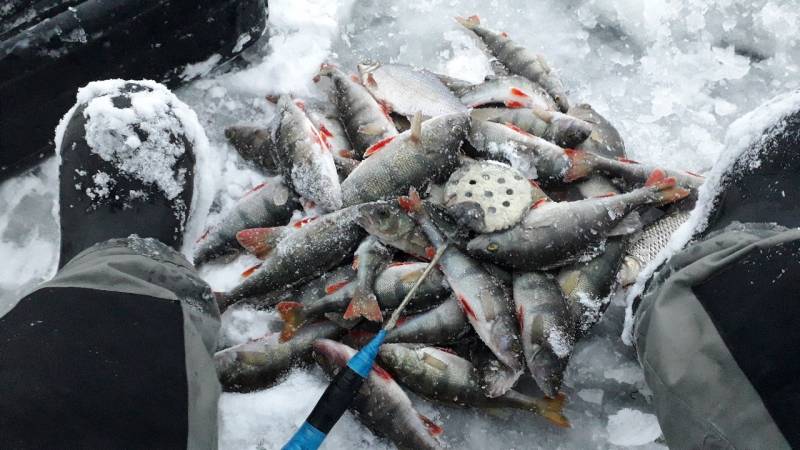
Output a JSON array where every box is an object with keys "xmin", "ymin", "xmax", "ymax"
[
  {"xmin": 343, "ymin": 288, "xmax": 383, "ymax": 322},
  {"xmin": 398, "ymin": 187, "xmax": 423, "ymax": 213},
  {"xmin": 455, "ymin": 15, "xmax": 481, "ymax": 29},
  {"xmin": 314, "ymin": 62, "xmax": 337, "ymax": 82},
  {"xmin": 563, "ymin": 148, "xmax": 595, "ymax": 182},
  {"xmin": 276, "ymin": 301, "xmax": 306, "ymax": 342},
  {"xmin": 645, "ymin": 169, "xmax": 690, "ymax": 205},
  {"xmin": 236, "ymin": 227, "xmax": 284, "ymax": 258},
  {"xmin": 536, "ymin": 392, "xmax": 571, "ymax": 428}
]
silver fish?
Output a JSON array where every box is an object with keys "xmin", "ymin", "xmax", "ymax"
[
  {"xmin": 341, "ymin": 113, "xmax": 468, "ymax": 207},
  {"xmin": 470, "ymin": 107, "xmax": 592, "ymax": 148},
  {"xmin": 313, "ymin": 339, "xmax": 445, "ymax": 450},
  {"xmin": 565, "ymin": 149, "xmax": 705, "ymax": 190},
  {"xmin": 618, "ymin": 210, "xmax": 691, "ymax": 286},
  {"xmin": 358, "ymin": 62, "xmax": 467, "ymax": 118},
  {"xmin": 193, "ymin": 180, "xmax": 298, "ymax": 265},
  {"xmin": 378, "ymin": 344, "xmax": 570, "ymax": 427},
  {"xmin": 214, "ymin": 321, "xmax": 341, "ymax": 392},
  {"xmin": 317, "ymin": 64, "xmax": 398, "ymax": 159},
  {"xmin": 343, "ymin": 236, "xmax": 393, "ymax": 322},
  {"xmin": 456, "ymin": 75, "xmax": 558, "ymax": 111},
  {"xmin": 456, "ymin": 15, "xmax": 570, "ymax": 112},
  {"xmin": 467, "ymin": 174, "xmax": 691, "ymax": 270},
  {"xmin": 274, "ymin": 95, "xmax": 343, "ymax": 211},
  {"xmin": 385, "ymin": 295, "xmax": 469, "ymax": 345},
  {"xmin": 513, "ymin": 271, "xmax": 575, "ymax": 397},
  {"xmin": 355, "ymin": 200, "xmax": 432, "ymax": 260}
]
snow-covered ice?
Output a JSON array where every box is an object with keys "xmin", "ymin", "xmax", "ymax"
[{"xmin": 3, "ymin": 0, "xmax": 800, "ymax": 448}]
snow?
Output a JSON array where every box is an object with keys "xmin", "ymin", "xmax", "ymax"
[
  {"xmin": 606, "ymin": 409, "xmax": 663, "ymax": 447},
  {"xmin": 3, "ymin": 0, "xmax": 800, "ymax": 448}
]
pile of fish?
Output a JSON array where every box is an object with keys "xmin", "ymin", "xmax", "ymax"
[{"xmin": 198, "ymin": 15, "xmax": 699, "ymax": 449}]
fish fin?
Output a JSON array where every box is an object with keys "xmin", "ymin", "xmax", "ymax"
[
  {"xmin": 530, "ymin": 106, "xmax": 554, "ymax": 123},
  {"xmin": 563, "ymin": 148, "xmax": 594, "ymax": 182},
  {"xmin": 324, "ymin": 312, "xmax": 361, "ymax": 329},
  {"xmin": 358, "ymin": 122, "xmax": 387, "ymax": 137},
  {"xmin": 504, "ymin": 100, "xmax": 525, "ymax": 109},
  {"xmin": 418, "ymin": 414, "xmax": 444, "ymax": 437},
  {"xmin": 608, "ymin": 211, "xmax": 642, "ymax": 236},
  {"xmin": 398, "ymin": 187, "xmax": 423, "ymax": 213},
  {"xmin": 422, "ymin": 353, "xmax": 448, "ymax": 370},
  {"xmin": 410, "ymin": 112, "xmax": 423, "ymax": 144},
  {"xmin": 455, "ymin": 15, "xmax": 480, "ymax": 29},
  {"xmin": 325, "ymin": 280, "xmax": 351, "ymax": 295},
  {"xmin": 343, "ymin": 290, "xmax": 383, "ymax": 322},
  {"xmin": 276, "ymin": 301, "xmax": 306, "ymax": 342},
  {"xmin": 399, "ymin": 268, "xmax": 425, "ymax": 284},
  {"xmin": 236, "ymin": 227, "xmax": 285, "ymax": 258},
  {"xmin": 363, "ymin": 135, "xmax": 395, "ymax": 158},
  {"xmin": 366, "ymin": 73, "xmax": 378, "ymax": 88},
  {"xmin": 240, "ymin": 263, "xmax": 263, "ymax": 278},
  {"xmin": 646, "ymin": 169, "xmax": 690, "ymax": 205},
  {"xmin": 538, "ymin": 392, "xmax": 571, "ymax": 428},
  {"xmin": 316, "ymin": 63, "xmax": 336, "ymax": 80}
]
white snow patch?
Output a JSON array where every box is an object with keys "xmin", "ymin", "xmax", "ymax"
[
  {"xmin": 181, "ymin": 54, "xmax": 223, "ymax": 81},
  {"xmin": 606, "ymin": 408, "xmax": 662, "ymax": 446}
]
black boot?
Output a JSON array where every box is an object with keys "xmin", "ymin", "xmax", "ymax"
[{"xmin": 58, "ymin": 81, "xmax": 196, "ymax": 267}]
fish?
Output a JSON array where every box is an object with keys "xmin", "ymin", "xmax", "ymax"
[
  {"xmin": 567, "ymin": 103, "xmax": 626, "ymax": 159},
  {"xmin": 355, "ymin": 200, "xmax": 432, "ymax": 260},
  {"xmin": 304, "ymin": 101, "xmax": 360, "ymax": 178},
  {"xmin": 340, "ymin": 112, "xmax": 468, "ymax": 207},
  {"xmin": 433, "ymin": 72, "xmax": 479, "ymax": 92},
  {"xmin": 344, "ymin": 236, "xmax": 393, "ymax": 322},
  {"xmin": 470, "ymin": 107, "xmax": 592, "ymax": 148},
  {"xmin": 193, "ymin": 180, "xmax": 298, "ymax": 265},
  {"xmin": 223, "ymin": 205, "xmax": 367, "ymax": 302},
  {"xmin": 469, "ymin": 340, "xmax": 523, "ymax": 398},
  {"xmin": 618, "ymin": 210, "xmax": 691, "ymax": 286},
  {"xmin": 468, "ymin": 119, "xmax": 571, "ymax": 182},
  {"xmin": 467, "ymin": 169, "xmax": 691, "ymax": 270},
  {"xmin": 357, "ymin": 62, "xmax": 467, "ymax": 118},
  {"xmin": 455, "ymin": 75, "xmax": 558, "ymax": 111},
  {"xmin": 316, "ymin": 64, "xmax": 398, "ymax": 159},
  {"xmin": 214, "ymin": 321, "xmax": 341, "ymax": 392},
  {"xmin": 224, "ymin": 125, "xmax": 279, "ymax": 173},
  {"xmin": 565, "ymin": 149, "xmax": 705, "ymax": 190},
  {"xmin": 378, "ymin": 344, "xmax": 569, "ymax": 427},
  {"xmin": 313, "ymin": 339, "xmax": 445, "ymax": 450},
  {"xmin": 556, "ymin": 176, "xmax": 627, "ymax": 335},
  {"xmin": 512, "ymin": 271, "xmax": 575, "ymax": 397},
  {"xmin": 400, "ymin": 189, "xmax": 523, "ymax": 373},
  {"xmin": 273, "ymin": 95, "xmax": 343, "ymax": 211},
  {"xmin": 456, "ymin": 15, "xmax": 570, "ymax": 112},
  {"xmin": 385, "ymin": 295, "xmax": 470, "ymax": 345},
  {"xmin": 278, "ymin": 261, "xmax": 450, "ymax": 340}
]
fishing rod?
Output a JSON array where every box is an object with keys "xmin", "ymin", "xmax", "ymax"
[{"xmin": 282, "ymin": 244, "xmax": 448, "ymax": 450}]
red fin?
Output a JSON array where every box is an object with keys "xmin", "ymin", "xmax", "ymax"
[
  {"xmin": 458, "ymin": 295, "xmax": 478, "ymax": 320},
  {"xmin": 236, "ymin": 227, "xmax": 282, "ymax": 258},
  {"xmin": 364, "ymin": 135, "xmax": 395, "ymax": 157},
  {"xmin": 434, "ymin": 347, "xmax": 457, "ymax": 355},
  {"xmin": 468, "ymin": 14, "xmax": 481, "ymax": 23},
  {"xmin": 505, "ymin": 122, "xmax": 530, "ymax": 136},
  {"xmin": 276, "ymin": 301, "xmax": 305, "ymax": 342},
  {"xmin": 517, "ymin": 305, "xmax": 524, "ymax": 332},
  {"xmin": 563, "ymin": 148, "xmax": 593, "ymax": 183},
  {"xmin": 367, "ymin": 73, "xmax": 378, "ymax": 88},
  {"xmin": 395, "ymin": 316, "xmax": 408, "ymax": 326},
  {"xmin": 529, "ymin": 179, "xmax": 541, "ymax": 188},
  {"xmin": 292, "ymin": 217, "xmax": 317, "ymax": 229},
  {"xmin": 648, "ymin": 174, "xmax": 690, "ymax": 205},
  {"xmin": 541, "ymin": 392, "xmax": 571, "ymax": 428},
  {"xmin": 617, "ymin": 157, "xmax": 640, "ymax": 164},
  {"xmin": 398, "ymin": 187, "xmax": 423, "ymax": 213},
  {"xmin": 378, "ymin": 100, "xmax": 392, "ymax": 118},
  {"xmin": 350, "ymin": 74, "xmax": 361, "ymax": 83},
  {"xmin": 593, "ymin": 192, "xmax": 616, "ymax": 198},
  {"xmin": 510, "ymin": 87, "xmax": 529, "ymax": 98},
  {"xmin": 418, "ymin": 414, "xmax": 444, "ymax": 437},
  {"xmin": 343, "ymin": 292, "xmax": 383, "ymax": 322},
  {"xmin": 243, "ymin": 182, "xmax": 268, "ymax": 197},
  {"xmin": 644, "ymin": 168, "xmax": 667, "ymax": 187},
  {"xmin": 504, "ymin": 100, "xmax": 525, "ymax": 109},
  {"xmin": 325, "ymin": 280, "xmax": 350, "ymax": 294},
  {"xmin": 338, "ymin": 149, "xmax": 354, "ymax": 158},
  {"xmin": 195, "ymin": 228, "xmax": 210, "ymax": 244},
  {"xmin": 500, "ymin": 31, "xmax": 509, "ymax": 38},
  {"xmin": 351, "ymin": 256, "xmax": 360, "ymax": 270},
  {"xmin": 294, "ymin": 99, "xmax": 305, "ymax": 111},
  {"xmin": 531, "ymin": 198, "xmax": 550, "ymax": 209},
  {"xmin": 372, "ymin": 364, "xmax": 393, "ymax": 380},
  {"xmin": 318, "ymin": 125, "xmax": 334, "ymax": 138},
  {"xmin": 388, "ymin": 261, "xmax": 415, "ymax": 268},
  {"xmin": 241, "ymin": 263, "xmax": 262, "ymax": 278}
]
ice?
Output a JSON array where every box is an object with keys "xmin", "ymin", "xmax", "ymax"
[
  {"xmin": 606, "ymin": 408, "xmax": 663, "ymax": 447},
  {"xmin": 3, "ymin": 0, "xmax": 800, "ymax": 448}
]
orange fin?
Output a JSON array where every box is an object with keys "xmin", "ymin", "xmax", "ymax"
[
  {"xmin": 343, "ymin": 291, "xmax": 383, "ymax": 322},
  {"xmin": 236, "ymin": 227, "xmax": 285, "ymax": 258},
  {"xmin": 646, "ymin": 170, "xmax": 690, "ymax": 204},
  {"xmin": 539, "ymin": 392, "xmax": 571, "ymax": 428},
  {"xmin": 241, "ymin": 263, "xmax": 262, "ymax": 278},
  {"xmin": 325, "ymin": 280, "xmax": 351, "ymax": 294},
  {"xmin": 563, "ymin": 148, "xmax": 594, "ymax": 183},
  {"xmin": 276, "ymin": 301, "xmax": 305, "ymax": 342},
  {"xmin": 398, "ymin": 187, "xmax": 423, "ymax": 213},
  {"xmin": 418, "ymin": 413, "xmax": 444, "ymax": 437}
]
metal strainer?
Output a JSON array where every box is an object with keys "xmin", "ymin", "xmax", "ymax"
[{"xmin": 444, "ymin": 161, "xmax": 534, "ymax": 233}]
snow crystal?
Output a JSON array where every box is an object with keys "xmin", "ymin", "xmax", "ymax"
[{"xmin": 606, "ymin": 408, "xmax": 662, "ymax": 446}]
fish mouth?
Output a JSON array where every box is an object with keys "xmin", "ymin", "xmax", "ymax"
[
  {"xmin": 530, "ymin": 347, "xmax": 566, "ymax": 397},
  {"xmin": 447, "ymin": 201, "xmax": 486, "ymax": 232},
  {"xmin": 312, "ymin": 339, "xmax": 350, "ymax": 368},
  {"xmin": 357, "ymin": 61, "xmax": 381, "ymax": 75}
]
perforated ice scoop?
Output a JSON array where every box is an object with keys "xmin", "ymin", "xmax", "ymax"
[{"xmin": 444, "ymin": 160, "xmax": 534, "ymax": 233}]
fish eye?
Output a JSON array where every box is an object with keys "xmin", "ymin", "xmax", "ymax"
[{"xmin": 487, "ymin": 242, "xmax": 499, "ymax": 253}]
